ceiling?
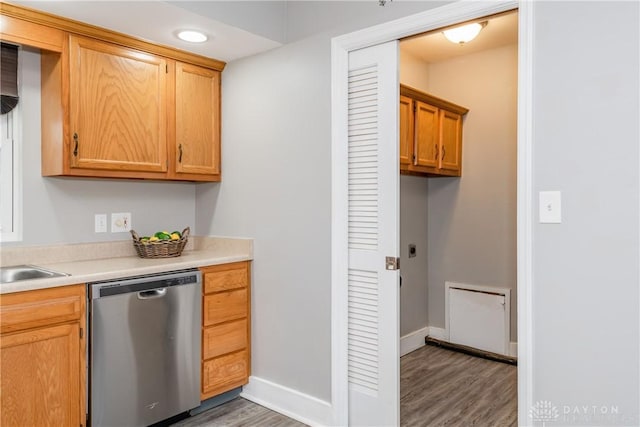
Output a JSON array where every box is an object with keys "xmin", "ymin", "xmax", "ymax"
[
  {"xmin": 12, "ymin": 2, "xmax": 516, "ymax": 65},
  {"xmin": 12, "ymin": 1, "xmax": 283, "ymax": 62},
  {"xmin": 401, "ymin": 11, "xmax": 518, "ymax": 64}
]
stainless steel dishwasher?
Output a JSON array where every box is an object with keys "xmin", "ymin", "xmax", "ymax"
[{"xmin": 89, "ymin": 269, "xmax": 201, "ymax": 427}]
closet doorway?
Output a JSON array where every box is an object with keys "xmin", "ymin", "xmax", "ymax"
[{"xmin": 398, "ymin": 10, "xmax": 519, "ymax": 425}]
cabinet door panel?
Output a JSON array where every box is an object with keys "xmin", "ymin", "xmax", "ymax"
[
  {"xmin": 439, "ymin": 110, "xmax": 462, "ymax": 172},
  {"xmin": 399, "ymin": 95, "xmax": 413, "ymax": 167},
  {"xmin": 414, "ymin": 101, "xmax": 439, "ymax": 168},
  {"xmin": 1, "ymin": 323, "xmax": 81, "ymax": 427},
  {"xmin": 175, "ymin": 63, "xmax": 220, "ymax": 175},
  {"xmin": 69, "ymin": 36, "xmax": 167, "ymax": 172}
]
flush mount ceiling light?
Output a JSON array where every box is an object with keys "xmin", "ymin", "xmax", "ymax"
[
  {"xmin": 176, "ymin": 30, "xmax": 208, "ymax": 43},
  {"xmin": 443, "ymin": 21, "xmax": 488, "ymax": 45}
]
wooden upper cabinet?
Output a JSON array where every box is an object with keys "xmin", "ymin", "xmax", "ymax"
[
  {"xmin": 69, "ymin": 36, "xmax": 167, "ymax": 173},
  {"xmin": 0, "ymin": 13, "xmax": 64, "ymax": 52},
  {"xmin": 2, "ymin": 3, "xmax": 226, "ymax": 181},
  {"xmin": 414, "ymin": 101, "xmax": 439, "ymax": 169},
  {"xmin": 439, "ymin": 109, "xmax": 463, "ymax": 172},
  {"xmin": 399, "ymin": 95, "xmax": 413, "ymax": 168},
  {"xmin": 399, "ymin": 84, "xmax": 468, "ymax": 177},
  {"xmin": 173, "ymin": 62, "xmax": 221, "ymax": 178}
]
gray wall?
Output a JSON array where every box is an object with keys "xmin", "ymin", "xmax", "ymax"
[
  {"xmin": 9, "ymin": 48, "xmax": 197, "ymax": 247},
  {"xmin": 425, "ymin": 44, "xmax": 518, "ymax": 341},
  {"xmin": 398, "ymin": 51, "xmax": 430, "ymax": 338},
  {"xmin": 531, "ymin": 1, "xmax": 639, "ymax": 423},
  {"xmin": 195, "ymin": 2, "xmax": 446, "ymax": 403},
  {"xmin": 196, "ymin": 34, "xmax": 333, "ymax": 401},
  {"xmin": 399, "ymin": 175, "xmax": 430, "ymax": 337}
]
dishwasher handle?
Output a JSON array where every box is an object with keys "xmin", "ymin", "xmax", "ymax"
[{"xmin": 137, "ymin": 288, "xmax": 167, "ymax": 300}]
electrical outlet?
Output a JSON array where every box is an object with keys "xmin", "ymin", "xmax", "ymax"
[
  {"xmin": 95, "ymin": 214, "xmax": 107, "ymax": 233},
  {"xmin": 111, "ymin": 212, "xmax": 131, "ymax": 233},
  {"xmin": 409, "ymin": 244, "xmax": 417, "ymax": 258}
]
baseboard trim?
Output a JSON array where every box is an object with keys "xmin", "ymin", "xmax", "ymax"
[
  {"xmin": 400, "ymin": 326, "xmax": 429, "ymax": 356},
  {"xmin": 240, "ymin": 376, "xmax": 332, "ymax": 427},
  {"xmin": 427, "ymin": 326, "xmax": 518, "ymax": 359},
  {"xmin": 427, "ymin": 326, "xmax": 447, "ymax": 341},
  {"xmin": 425, "ymin": 336, "xmax": 517, "ymax": 365}
]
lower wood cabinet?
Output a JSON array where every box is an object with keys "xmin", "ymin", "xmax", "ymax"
[
  {"xmin": 199, "ymin": 261, "xmax": 251, "ymax": 400},
  {"xmin": 0, "ymin": 284, "xmax": 86, "ymax": 427}
]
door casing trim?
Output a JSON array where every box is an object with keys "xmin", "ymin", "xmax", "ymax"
[{"xmin": 330, "ymin": 0, "xmax": 532, "ymax": 424}]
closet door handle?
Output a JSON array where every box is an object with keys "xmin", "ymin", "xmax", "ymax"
[
  {"xmin": 73, "ymin": 133, "xmax": 79, "ymax": 157},
  {"xmin": 178, "ymin": 144, "xmax": 183, "ymax": 163}
]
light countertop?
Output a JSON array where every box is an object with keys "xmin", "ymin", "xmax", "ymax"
[{"xmin": 0, "ymin": 236, "xmax": 253, "ymax": 294}]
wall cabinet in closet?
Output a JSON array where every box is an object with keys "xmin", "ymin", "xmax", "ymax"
[{"xmin": 399, "ymin": 84, "xmax": 468, "ymax": 177}]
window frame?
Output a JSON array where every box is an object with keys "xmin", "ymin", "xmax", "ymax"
[{"xmin": 0, "ymin": 99, "xmax": 23, "ymax": 243}]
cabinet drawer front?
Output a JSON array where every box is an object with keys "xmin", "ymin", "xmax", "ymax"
[
  {"xmin": 202, "ymin": 350, "xmax": 248, "ymax": 398},
  {"xmin": 0, "ymin": 285, "xmax": 84, "ymax": 334},
  {"xmin": 204, "ymin": 266, "xmax": 248, "ymax": 293},
  {"xmin": 203, "ymin": 319, "xmax": 248, "ymax": 360},
  {"xmin": 204, "ymin": 289, "xmax": 247, "ymax": 326}
]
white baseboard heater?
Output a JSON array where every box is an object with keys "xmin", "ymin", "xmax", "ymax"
[{"xmin": 445, "ymin": 282, "xmax": 510, "ymax": 356}]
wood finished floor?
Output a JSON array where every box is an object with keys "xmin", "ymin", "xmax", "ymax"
[
  {"xmin": 401, "ymin": 345, "xmax": 517, "ymax": 427},
  {"xmin": 174, "ymin": 345, "xmax": 517, "ymax": 427}
]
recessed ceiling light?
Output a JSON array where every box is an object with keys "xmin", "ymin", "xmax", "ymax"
[
  {"xmin": 176, "ymin": 30, "xmax": 208, "ymax": 43},
  {"xmin": 443, "ymin": 21, "xmax": 488, "ymax": 45}
]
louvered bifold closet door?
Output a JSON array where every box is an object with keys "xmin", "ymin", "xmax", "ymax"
[{"xmin": 347, "ymin": 41, "xmax": 400, "ymax": 427}]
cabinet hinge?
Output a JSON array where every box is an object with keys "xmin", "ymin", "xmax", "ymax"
[{"xmin": 80, "ymin": 327, "xmax": 83, "ymax": 339}]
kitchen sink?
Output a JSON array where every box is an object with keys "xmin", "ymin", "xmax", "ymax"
[{"xmin": 0, "ymin": 265, "xmax": 69, "ymax": 283}]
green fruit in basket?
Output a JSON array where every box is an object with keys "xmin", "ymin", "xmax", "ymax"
[{"xmin": 154, "ymin": 231, "xmax": 171, "ymax": 240}]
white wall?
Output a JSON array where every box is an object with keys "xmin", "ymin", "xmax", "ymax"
[
  {"xmin": 425, "ymin": 44, "xmax": 518, "ymax": 341},
  {"xmin": 399, "ymin": 50, "xmax": 429, "ymax": 92},
  {"xmin": 531, "ymin": 1, "xmax": 639, "ymax": 423},
  {"xmin": 8, "ymin": 48, "xmax": 197, "ymax": 247}
]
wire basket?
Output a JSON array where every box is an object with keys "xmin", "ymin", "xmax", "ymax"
[{"xmin": 130, "ymin": 227, "xmax": 190, "ymax": 258}]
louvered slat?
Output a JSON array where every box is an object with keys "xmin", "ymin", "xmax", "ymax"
[
  {"xmin": 348, "ymin": 65, "xmax": 378, "ymax": 252},
  {"xmin": 347, "ymin": 268, "xmax": 379, "ymax": 394}
]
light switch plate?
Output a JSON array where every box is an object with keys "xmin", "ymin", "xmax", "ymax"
[
  {"xmin": 111, "ymin": 212, "xmax": 131, "ymax": 233},
  {"xmin": 539, "ymin": 191, "xmax": 561, "ymax": 223},
  {"xmin": 94, "ymin": 214, "xmax": 107, "ymax": 233}
]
